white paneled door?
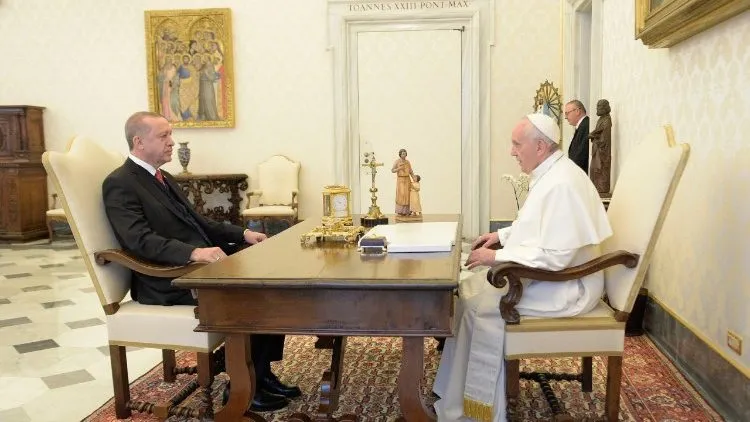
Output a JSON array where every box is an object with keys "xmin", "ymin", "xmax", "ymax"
[{"xmin": 355, "ymin": 29, "xmax": 462, "ymax": 216}]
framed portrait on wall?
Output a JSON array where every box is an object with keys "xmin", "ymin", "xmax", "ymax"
[
  {"xmin": 635, "ymin": 0, "xmax": 750, "ymax": 48},
  {"xmin": 145, "ymin": 8, "xmax": 235, "ymax": 128}
]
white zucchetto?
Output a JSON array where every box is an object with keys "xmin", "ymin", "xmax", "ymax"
[{"xmin": 526, "ymin": 113, "xmax": 560, "ymax": 143}]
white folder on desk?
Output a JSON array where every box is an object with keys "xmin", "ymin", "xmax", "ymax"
[{"xmin": 360, "ymin": 222, "xmax": 458, "ymax": 253}]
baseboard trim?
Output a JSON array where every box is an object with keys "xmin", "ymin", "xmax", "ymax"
[
  {"xmin": 488, "ymin": 220, "xmax": 512, "ymax": 233},
  {"xmin": 648, "ymin": 295, "xmax": 750, "ymax": 379},
  {"xmin": 645, "ymin": 296, "xmax": 749, "ymax": 421}
]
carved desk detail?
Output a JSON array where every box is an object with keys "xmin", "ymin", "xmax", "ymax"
[{"xmin": 173, "ymin": 173, "xmax": 248, "ymax": 226}]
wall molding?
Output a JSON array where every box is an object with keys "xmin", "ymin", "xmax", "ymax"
[{"xmin": 327, "ymin": 0, "xmax": 495, "ymax": 238}]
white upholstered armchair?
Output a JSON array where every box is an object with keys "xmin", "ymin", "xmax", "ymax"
[
  {"xmin": 42, "ymin": 137, "xmax": 223, "ymax": 420},
  {"xmin": 241, "ymin": 154, "xmax": 300, "ymax": 233},
  {"xmin": 488, "ymin": 126, "xmax": 689, "ymax": 421}
]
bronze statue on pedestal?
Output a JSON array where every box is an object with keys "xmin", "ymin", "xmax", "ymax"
[{"xmin": 589, "ymin": 99, "xmax": 612, "ymax": 197}]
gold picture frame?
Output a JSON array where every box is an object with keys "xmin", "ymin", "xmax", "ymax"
[
  {"xmin": 145, "ymin": 8, "xmax": 235, "ymax": 128},
  {"xmin": 636, "ymin": 0, "xmax": 750, "ymax": 48}
]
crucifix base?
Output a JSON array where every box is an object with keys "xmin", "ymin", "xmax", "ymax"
[{"xmin": 361, "ymin": 216, "xmax": 389, "ymax": 228}]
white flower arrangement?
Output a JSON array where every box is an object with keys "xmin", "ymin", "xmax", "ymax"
[{"xmin": 501, "ymin": 173, "xmax": 530, "ymax": 210}]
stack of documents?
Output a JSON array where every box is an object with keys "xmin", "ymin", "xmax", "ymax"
[{"xmin": 359, "ymin": 222, "xmax": 458, "ymax": 253}]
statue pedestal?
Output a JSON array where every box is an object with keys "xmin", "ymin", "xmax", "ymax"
[{"xmin": 395, "ymin": 214, "xmax": 423, "ymax": 223}]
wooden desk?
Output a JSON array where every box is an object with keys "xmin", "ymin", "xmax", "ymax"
[
  {"xmin": 174, "ymin": 215, "xmax": 461, "ymax": 421},
  {"xmin": 173, "ymin": 173, "xmax": 248, "ymax": 225}
]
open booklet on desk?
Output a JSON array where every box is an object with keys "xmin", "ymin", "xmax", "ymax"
[{"xmin": 358, "ymin": 221, "xmax": 458, "ymax": 253}]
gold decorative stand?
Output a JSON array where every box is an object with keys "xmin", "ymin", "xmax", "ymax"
[{"xmin": 360, "ymin": 151, "xmax": 389, "ymax": 228}]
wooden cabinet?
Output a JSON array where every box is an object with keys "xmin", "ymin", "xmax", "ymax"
[{"xmin": 0, "ymin": 106, "xmax": 48, "ymax": 241}]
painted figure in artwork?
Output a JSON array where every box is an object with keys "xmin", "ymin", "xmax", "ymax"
[
  {"xmin": 409, "ymin": 175, "xmax": 422, "ymax": 216},
  {"xmin": 538, "ymin": 98, "xmax": 552, "ymax": 118},
  {"xmin": 391, "ymin": 148, "xmax": 415, "ymax": 216},
  {"xmin": 588, "ymin": 99, "xmax": 612, "ymax": 196}
]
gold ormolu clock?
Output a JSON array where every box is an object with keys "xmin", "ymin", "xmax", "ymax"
[
  {"xmin": 322, "ymin": 184, "xmax": 353, "ymax": 226},
  {"xmin": 301, "ymin": 185, "xmax": 365, "ymax": 244}
]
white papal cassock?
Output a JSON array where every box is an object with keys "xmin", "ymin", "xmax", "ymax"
[{"xmin": 433, "ymin": 150, "xmax": 612, "ymax": 422}]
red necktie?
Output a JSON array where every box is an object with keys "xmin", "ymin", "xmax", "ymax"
[{"xmin": 155, "ymin": 169, "xmax": 166, "ymax": 187}]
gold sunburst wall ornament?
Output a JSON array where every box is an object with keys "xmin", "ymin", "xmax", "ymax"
[{"xmin": 533, "ymin": 80, "xmax": 563, "ymax": 128}]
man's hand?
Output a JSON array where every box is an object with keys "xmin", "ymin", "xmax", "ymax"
[
  {"xmin": 465, "ymin": 247, "xmax": 497, "ymax": 270},
  {"xmin": 471, "ymin": 232, "xmax": 500, "ymax": 250},
  {"xmin": 244, "ymin": 230, "xmax": 267, "ymax": 245},
  {"xmin": 190, "ymin": 247, "xmax": 227, "ymax": 263}
]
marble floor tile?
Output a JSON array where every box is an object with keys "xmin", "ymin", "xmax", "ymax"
[
  {"xmin": 55, "ymin": 325, "xmax": 108, "ymax": 348},
  {"xmin": 40, "ymin": 299, "xmax": 75, "ymax": 309},
  {"xmin": 20, "ymin": 286, "xmax": 51, "ymax": 292},
  {"xmin": 0, "ymin": 377, "xmax": 48, "ymax": 410},
  {"xmin": 14, "ymin": 339, "xmax": 59, "ymax": 354},
  {"xmin": 3, "ymin": 273, "xmax": 33, "ymax": 279},
  {"xmin": 0, "ymin": 322, "xmax": 68, "ymax": 347},
  {"xmin": 55, "ymin": 274, "xmax": 86, "ymax": 280},
  {"xmin": 0, "ymin": 316, "xmax": 32, "ymax": 328},
  {"xmin": 0, "ymin": 241, "xmax": 159, "ymax": 421},
  {"xmin": 64, "ymin": 317, "xmax": 104, "ymax": 329},
  {"xmin": 41, "ymin": 369, "xmax": 95, "ymax": 389},
  {"xmin": 0, "ymin": 406, "xmax": 31, "ymax": 422}
]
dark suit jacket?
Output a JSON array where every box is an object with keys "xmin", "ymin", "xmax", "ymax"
[
  {"xmin": 568, "ymin": 115, "xmax": 590, "ymax": 174},
  {"xmin": 102, "ymin": 158, "xmax": 245, "ymax": 305}
]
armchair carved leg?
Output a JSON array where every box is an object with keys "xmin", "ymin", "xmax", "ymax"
[
  {"xmin": 162, "ymin": 349, "xmax": 176, "ymax": 383},
  {"xmin": 605, "ymin": 356, "xmax": 623, "ymax": 422},
  {"xmin": 581, "ymin": 357, "xmax": 593, "ymax": 392},
  {"xmin": 46, "ymin": 219, "xmax": 55, "ymax": 243},
  {"xmin": 109, "ymin": 345, "xmax": 131, "ymax": 419},
  {"xmin": 506, "ymin": 359, "xmax": 520, "ymax": 421}
]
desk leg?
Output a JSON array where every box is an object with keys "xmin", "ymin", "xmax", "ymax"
[
  {"xmin": 397, "ymin": 337, "xmax": 436, "ymax": 422},
  {"xmin": 214, "ymin": 334, "xmax": 265, "ymax": 422},
  {"xmin": 319, "ymin": 336, "xmax": 348, "ymax": 418}
]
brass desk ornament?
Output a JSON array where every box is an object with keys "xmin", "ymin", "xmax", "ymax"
[{"xmin": 360, "ymin": 151, "xmax": 389, "ymax": 228}]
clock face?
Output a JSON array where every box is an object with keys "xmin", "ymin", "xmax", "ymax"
[{"xmin": 332, "ymin": 193, "xmax": 348, "ymax": 217}]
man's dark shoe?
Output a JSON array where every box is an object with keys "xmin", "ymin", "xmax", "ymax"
[
  {"xmin": 260, "ymin": 373, "xmax": 302, "ymax": 398},
  {"xmin": 221, "ymin": 381, "xmax": 290, "ymax": 412},
  {"xmin": 249, "ymin": 389, "xmax": 289, "ymax": 412}
]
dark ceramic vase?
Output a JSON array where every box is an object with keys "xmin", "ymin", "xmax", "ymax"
[{"xmin": 177, "ymin": 142, "xmax": 191, "ymax": 174}]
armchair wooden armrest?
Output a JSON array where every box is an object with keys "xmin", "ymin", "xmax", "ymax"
[
  {"xmin": 487, "ymin": 250, "xmax": 639, "ymax": 325},
  {"xmin": 245, "ymin": 190, "xmax": 263, "ymax": 209},
  {"xmin": 94, "ymin": 249, "xmax": 205, "ymax": 278}
]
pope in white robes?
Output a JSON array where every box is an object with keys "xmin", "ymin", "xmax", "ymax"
[{"xmin": 433, "ymin": 114, "xmax": 612, "ymax": 422}]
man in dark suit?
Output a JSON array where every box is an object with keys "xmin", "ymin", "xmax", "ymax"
[
  {"xmin": 103, "ymin": 111, "xmax": 299, "ymax": 412},
  {"xmin": 564, "ymin": 100, "xmax": 590, "ymax": 174}
]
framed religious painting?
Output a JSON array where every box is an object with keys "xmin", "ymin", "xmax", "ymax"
[
  {"xmin": 636, "ymin": 0, "xmax": 750, "ymax": 48},
  {"xmin": 145, "ymin": 8, "xmax": 235, "ymax": 128}
]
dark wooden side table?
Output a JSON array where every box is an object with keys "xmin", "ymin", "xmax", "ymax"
[{"xmin": 173, "ymin": 173, "xmax": 248, "ymax": 226}]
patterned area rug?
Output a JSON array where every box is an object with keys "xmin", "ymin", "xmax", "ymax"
[{"xmin": 84, "ymin": 335, "xmax": 721, "ymax": 421}]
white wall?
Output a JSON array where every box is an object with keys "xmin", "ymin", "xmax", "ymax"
[
  {"xmin": 490, "ymin": 0, "xmax": 562, "ymax": 220},
  {"xmin": 0, "ymin": 0, "xmax": 562, "ymax": 223},
  {"xmin": 0, "ymin": 0, "xmax": 335, "ymax": 218},
  {"xmin": 601, "ymin": 0, "xmax": 750, "ymax": 372}
]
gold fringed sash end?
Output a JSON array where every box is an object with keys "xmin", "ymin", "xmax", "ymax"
[{"xmin": 463, "ymin": 396, "xmax": 493, "ymax": 422}]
